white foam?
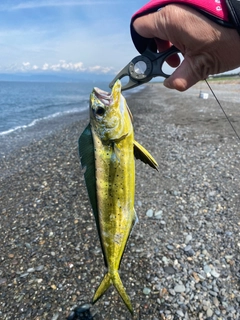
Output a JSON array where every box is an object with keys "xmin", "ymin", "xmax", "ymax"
[{"xmin": 0, "ymin": 107, "xmax": 85, "ymax": 136}]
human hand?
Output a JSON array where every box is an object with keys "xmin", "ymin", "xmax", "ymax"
[{"xmin": 133, "ymin": 4, "xmax": 240, "ymax": 91}]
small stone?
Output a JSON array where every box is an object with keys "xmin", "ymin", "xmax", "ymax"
[
  {"xmin": 162, "ymin": 256, "xmax": 169, "ymax": 265},
  {"xmin": 184, "ymin": 245, "xmax": 192, "ymax": 252},
  {"xmin": 209, "ymin": 290, "xmax": 217, "ymax": 297},
  {"xmin": 192, "ymin": 272, "xmax": 200, "ymax": 283},
  {"xmin": 163, "ymin": 266, "xmax": 176, "ymax": 275},
  {"xmin": 36, "ymin": 279, "xmax": 43, "ymax": 283},
  {"xmin": 206, "ymin": 308, "xmax": 213, "ymax": 317},
  {"xmin": 51, "ymin": 284, "xmax": 57, "ymax": 290},
  {"xmin": 213, "ymin": 297, "xmax": 219, "ymax": 307},
  {"xmin": 202, "ymin": 299, "xmax": 210, "ymax": 308},
  {"xmin": 202, "ymin": 249, "xmax": 210, "ymax": 257},
  {"xmin": 20, "ymin": 273, "xmax": 29, "ymax": 278},
  {"xmin": 146, "ymin": 209, "xmax": 153, "ymax": 218},
  {"xmin": 167, "ymin": 244, "xmax": 174, "ymax": 250},
  {"xmin": 0, "ymin": 278, "xmax": 7, "ymax": 285},
  {"xmin": 155, "ymin": 210, "xmax": 163, "ymax": 219},
  {"xmin": 198, "ymin": 273, "xmax": 206, "ymax": 281},
  {"xmin": 181, "ymin": 215, "xmax": 188, "ymax": 223},
  {"xmin": 203, "ymin": 265, "xmax": 211, "ymax": 274},
  {"xmin": 174, "ymin": 284, "xmax": 185, "ymax": 293},
  {"xmin": 49, "ymin": 231, "xmax": 54, "ymax": 237},
  {"xmin": 35, "ymin": 265, "xmax": 44, "ymax": 272},
  {"xmin": 176, "ymin": 310, "xmax": 184, "ymax": 317},
  {"xmin": 211, "ymin": 269, "xmax": 220, "ymax": 278},
  {"xmin": 143, "ymin": 287, "xmax": 151, "ymax": 295},
  {"xmin": 159, "ymin": 288, "xmax": 168, "ymax": 297},
  {"xmin": 169, "ymin": 289, "xmax": 176, "ymax": 296},
  {"xmin": 137, "ymin": 201, "xmax": 142, "ymax": 207},
  {"xmin": 51, "ymin": 313, "xmax": 59, "ymax": 320},
  {"xmin": 185, "ymin": 234, "xmax": 192, "ymax": 244},
  {"xmin": 184, "ymin": 245, "xmax": 195, "ymax": 257},
  {"xmin": 27, "ymin": 268, "xmax": 35, "ymax": 273}
]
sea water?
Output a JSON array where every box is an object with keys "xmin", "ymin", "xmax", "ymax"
[
  {"xmin": 0, "ymin": 80, "xmax": 144, "ymax": 157},
  {"xmin": 0, "ymin": 81, "xmax": 112, "ymax": 135},
  {"xmin": 0, "ymin": 81, "xmax": 110, "ymax": 156}
]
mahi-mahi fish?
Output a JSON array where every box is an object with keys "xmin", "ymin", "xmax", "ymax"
[{"xmin": 78, "ymin": 80, "xmax": 158, "ymax": 314}]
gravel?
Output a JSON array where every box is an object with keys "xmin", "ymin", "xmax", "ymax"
[{"xmin": 0, "ymin": 81, "xmax": 240, "ymax": 319}]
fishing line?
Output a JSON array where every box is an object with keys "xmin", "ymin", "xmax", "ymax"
[
  {"xmin": 205, "ymin": 79, "xmax": 240, "ymax": 141},
  {"xmin": 205, "ymin": 80, "xmax": 240, "ymax": 214}
]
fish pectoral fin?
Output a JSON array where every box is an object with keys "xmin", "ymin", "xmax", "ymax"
[
  {"xmin": 133, "ymin": 140, "xmax": 159, "ymax": 171},
  {"xmin": 93, "ymin": 271, "xmax": 133, "ymax": 315}
]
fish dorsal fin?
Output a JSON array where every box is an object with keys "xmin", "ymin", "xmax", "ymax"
[
  {"xmin": 133, "ymin": 140, "xmax": 159, "ymax": 171},
  {"xmin": 78, "ymin": 124, "xmax": 108, "ymax": 267}
]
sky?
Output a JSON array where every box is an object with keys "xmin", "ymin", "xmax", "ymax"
[
  {"xmin": 0, "ymin": 1, "xmax": 239, "ymax": 78},
  {"xmin": 0, "ymin": 0, "xmax": 148, "ymax": 76}
]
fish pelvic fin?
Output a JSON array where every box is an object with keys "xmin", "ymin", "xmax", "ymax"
[{"xmin": 93, "ymin": 271, "xmax": 133, "ymax": 315}]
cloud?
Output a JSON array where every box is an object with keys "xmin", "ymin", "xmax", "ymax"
[
  {"xmin": 6, "ymin": 60, "xmax": 114, "ymax": 74},
  {"xmin": 22, "ymin": 62, "xmax": 30, "ymax": 67},
  {"xmin": 89, "ymin": 65, "xmax": 114, "ymax": 74},
  {"xmin": 41, "ymin": 60, "xmax": 86, "ymax": 72}
]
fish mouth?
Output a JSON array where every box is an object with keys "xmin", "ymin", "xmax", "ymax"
[{"xmin": 93, "ymin": 87, "xmax": 113, "ymax": 106}]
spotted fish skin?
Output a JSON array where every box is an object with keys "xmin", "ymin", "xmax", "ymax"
[{"xmin": 78, "ymin": 80, "xmax": 158, "ymax": 314}]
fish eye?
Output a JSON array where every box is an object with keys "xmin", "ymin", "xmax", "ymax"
[{"xmin": 96, "ymin": 107, "xmax": 105, "ymax": 116}]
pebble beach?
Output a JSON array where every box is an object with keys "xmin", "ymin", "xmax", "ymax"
[{"xmin": 0, "ymin": 81, "xmax": 240, "ymax": 320}]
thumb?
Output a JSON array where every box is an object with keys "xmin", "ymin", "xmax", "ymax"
[{"xmin": 164, "ymin": 55, "xmax": 208, "ymax": 91}]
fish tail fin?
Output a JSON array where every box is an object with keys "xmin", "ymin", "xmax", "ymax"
[
  {"xmin": 92, "ymin": 272, "xmax": 111, "ymax": 303},
  {"xmin": 93, "ymin": 271, "xmax": 133, "ymax": 315}
]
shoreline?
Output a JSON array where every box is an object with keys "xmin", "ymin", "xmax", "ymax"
[
  {"xmin": 0, "ymin": 108, "xmax": 89, "ymax": 159},
  {"xmin": 0, "ymin": 82, "xmax": 240, "ymax": 319}
]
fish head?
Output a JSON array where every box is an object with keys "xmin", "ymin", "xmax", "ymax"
[{"xmin": 89, "ymin": 80, "xmax": 132, "ymax": 142}]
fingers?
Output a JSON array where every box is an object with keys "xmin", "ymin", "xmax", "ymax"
[
  {"xmin": 133, "ymin": 13, "xmax": 164, "ymax": 39},
  {"xmin": 154, "ymin": 38, "xmax": 181, "ymax": 67},
  {"xmin": 134, "ymin": 13, "xmax": 181, "ymax": 68},
  {"xmin": 164, "ymin": 54, "xmax": 213, "ymax": 91},
  {"xmin": 164, "ymin": 58, "xmax": 199, "ymax": 91}
]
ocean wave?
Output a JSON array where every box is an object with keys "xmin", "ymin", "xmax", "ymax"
[{"xmin": 0, "ymin": 107, "xmax": 87, "ymax": 136}]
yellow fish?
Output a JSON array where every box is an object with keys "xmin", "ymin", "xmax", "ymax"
[{"xmin": 78, "ymin": 80, "xmax": 158, "ymax": 314}]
